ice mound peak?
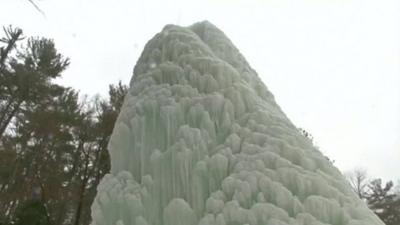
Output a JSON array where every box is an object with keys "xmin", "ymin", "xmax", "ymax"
[{"xmin": 91, "ymin": 22, "xmax": 384, "ymax": 225}]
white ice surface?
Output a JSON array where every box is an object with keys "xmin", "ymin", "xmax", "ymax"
[{"xmin": 90, "ymin": 21, "xmax": 384, "ymax": 225}]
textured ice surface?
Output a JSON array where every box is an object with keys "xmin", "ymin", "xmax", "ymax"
[{"xmin": 91, "ymin": 21, "xmax": 384, "ymax": 225}]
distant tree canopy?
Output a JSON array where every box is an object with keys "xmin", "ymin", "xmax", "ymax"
[
  {"xmin": 0, "ymin": 25, "xmax": 128, "ymax": 225},
  {"xmin": 346, "ymin": 169, "xmax": 400, "ymax": 225},
  {"xmin": 300, "ymin": 130, "xmax": 400, "ymax": 224}
]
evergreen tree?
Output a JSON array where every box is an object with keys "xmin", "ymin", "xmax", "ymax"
[
  {"xmin": 1, "ymin": 88, "xmax": 82, "ymax": 224},
  {"xmin": 0, "ymin": 26, "xmax": 69, "ymax": 139},
  {"xmin": 71, "ymin": 82, "xmax": 127, "ymax": 225},
  {"xmin": 14, "ymin": 200, "xmax": 50, "ymax": 225},
  {"xmin": 0, "ymin": 26, "xmax": 70, "ymax": 224},
  {"xmin": 366, "ymin": 179, "xmax": 400, "ymax": 225}
]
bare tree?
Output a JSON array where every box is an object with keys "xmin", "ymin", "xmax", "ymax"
[{"xmin": 345, "ymin": 168, "xmax": 369, "ymax": 199}]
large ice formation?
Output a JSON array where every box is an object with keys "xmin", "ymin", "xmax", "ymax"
[{"xmin": 91, "ymin": 21, "xmax": 384, "ymax": 225}]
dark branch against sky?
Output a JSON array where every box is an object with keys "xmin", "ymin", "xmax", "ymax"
[{"xmin": 28, "ymin": 0, "xmax": 46, "ymax": 17}]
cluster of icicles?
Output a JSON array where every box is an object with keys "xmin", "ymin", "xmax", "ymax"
[{"xmin": 90, "ymin": 21, "xmax": 384, "ymax": 225}]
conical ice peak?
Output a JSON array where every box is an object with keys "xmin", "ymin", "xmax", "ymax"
[{"xmin": 91, "ymin": 21, "xmax": 384, "ymax": 225}]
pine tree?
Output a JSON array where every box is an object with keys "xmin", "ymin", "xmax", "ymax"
[
  {"xmin": 366, "ymin": 179, "xmax": 400, "ymax": 225},
  {"xmin": 0, "ymin": 26, "xmax": 69, "ymax": 139},
  {"xmin": 0, "ymin": 25, "xmax": 131, "ymax": 225},
  {"xmin": 0, "ymin": 26, "xmax": 70, "ymax": 224},
  {"xmin": 71, "ymin": 82, "xmax": 127, "ymax": 225}
]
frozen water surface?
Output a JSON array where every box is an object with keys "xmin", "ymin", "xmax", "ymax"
[{"xmin": 90, "ymin": 21, "xmax": 384, "ymax": 225}]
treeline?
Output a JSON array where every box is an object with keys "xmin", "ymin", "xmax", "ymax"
[
  {"xmin": 346, "ymin": 169, "xmax": 400, "ymax": 225},
  {"xmin": 1, "ymin": 26, "xmax": 399, "ymax": 225},
  {"xmin": 0, "ymin": 26, "xmax": 127, "ymax": 225}
]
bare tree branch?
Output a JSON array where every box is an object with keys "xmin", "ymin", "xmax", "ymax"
[
  {"xmin": 28, "ymin": 0, "xmax": 46, "ymax": 17},
  {"xmin": 345, "ymin": 168, "xmax": 369, "ymax": 199}
]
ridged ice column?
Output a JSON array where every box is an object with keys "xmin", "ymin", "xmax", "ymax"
[{"xmin": 90, "ymin": 21, "xmax": 384, "ymax": 225}]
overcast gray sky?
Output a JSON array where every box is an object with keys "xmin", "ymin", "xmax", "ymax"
[{"xmin": 2, "ymin": 0, "xmax": 399, "ymax": 182}]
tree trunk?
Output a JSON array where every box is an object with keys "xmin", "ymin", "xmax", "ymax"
[{"xmin": 73, "ymin": 153, "xmax": 90, "ymax": 225}]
